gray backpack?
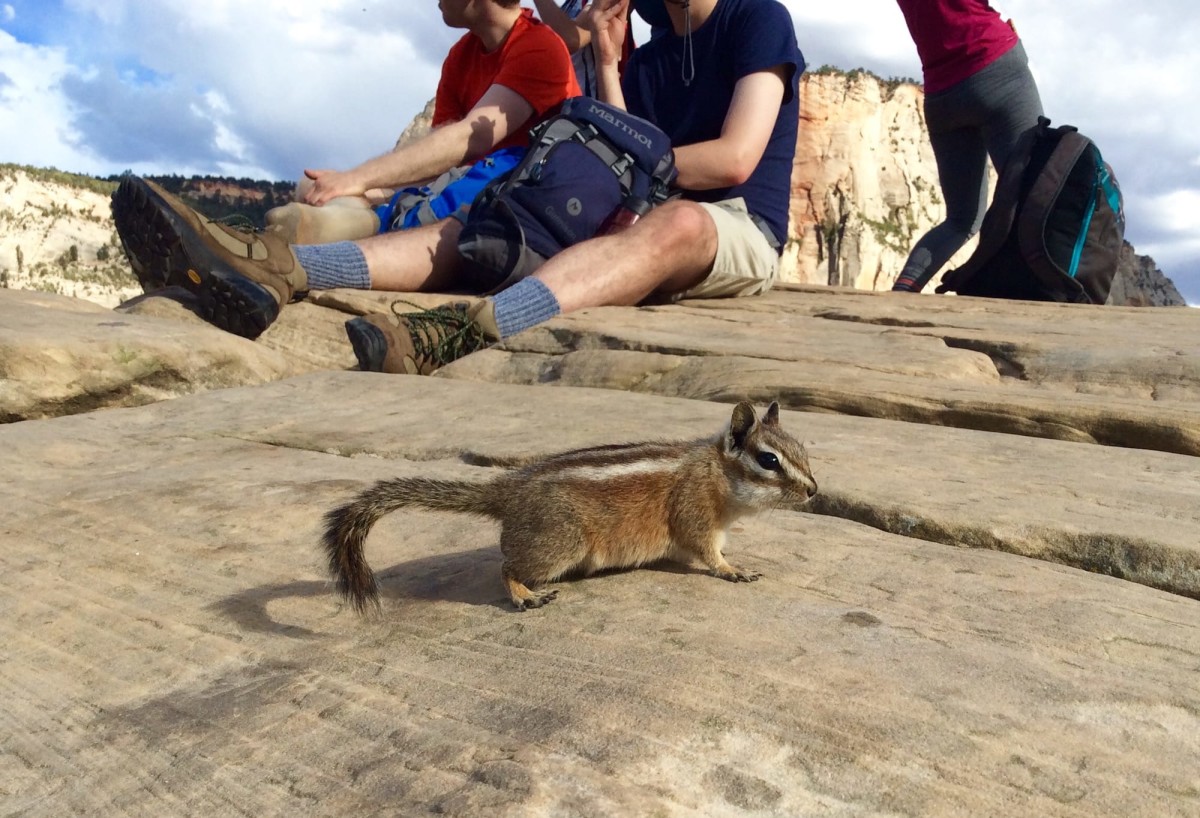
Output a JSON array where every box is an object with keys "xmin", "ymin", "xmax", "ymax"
[{"xmin": 937, "ymin": 117, "xmax": 1125, "ymax": 304}]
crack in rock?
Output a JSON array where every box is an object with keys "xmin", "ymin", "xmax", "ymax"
[{"xmin": 807, "ymin": 491, "xmax": 1200, "ymax": 602}]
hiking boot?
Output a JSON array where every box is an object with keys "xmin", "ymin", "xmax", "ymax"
[
  {"xmin": 344, "ymin": 300, "xmax": 499, "ymax": 375},
  {"xmin": 110, "ymin": 176, "xmax": 308, "ymax": 339}
]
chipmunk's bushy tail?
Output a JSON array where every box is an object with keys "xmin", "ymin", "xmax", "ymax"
[{"xmin": 321, "ymin": 478, "xmax": 497, "ymax": 612}]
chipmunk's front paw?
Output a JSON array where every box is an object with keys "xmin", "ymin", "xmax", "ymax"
[{"xmin": 711, "ymin": 565, "xmax": 762, "ymax": 583}]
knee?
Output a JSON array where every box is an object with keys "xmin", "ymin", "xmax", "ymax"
[
  {"xmin": 965, "ymin": 211, "xmax": 985, "ymax": 238},
  {"xmin": 944, "ymin": 210, "xmax": 984, "ymax": 240},
  {"xmin": 638, "ymin": 200, "xmax": 714, "ymax": 250},
  {"xmin": 294, "ymin": 175, "xmax": 314, "ymax": 201}
]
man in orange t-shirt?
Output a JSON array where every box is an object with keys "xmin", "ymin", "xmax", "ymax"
[
  {"xmin": 434, "ymin": 4, "xmax": 582, "ymax": 153},
  {"xmin": 266, "ymin": 0, "xmax": 580, "ymax": 242}
]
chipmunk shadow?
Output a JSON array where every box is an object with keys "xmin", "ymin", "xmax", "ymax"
[
  {"xmin": 214, "ymin": 545, "xmax": 509, "ymax": 637},
  {"xmin": 214, "ymin": 546, "xmax": 709, "ymax": 638}
]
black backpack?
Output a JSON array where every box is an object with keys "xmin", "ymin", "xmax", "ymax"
[
  {"xmin": 456, "ymin": 96, "xmax": 677, "ymax": 292},
  {"xmin": 936, "ymin": 117, "xmax": 1125, "ymax": 304}
]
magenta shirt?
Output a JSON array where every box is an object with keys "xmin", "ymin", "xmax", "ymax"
[{"xmin": 895, "ymin": 0, "xmax": 1019, "ymax": 94}]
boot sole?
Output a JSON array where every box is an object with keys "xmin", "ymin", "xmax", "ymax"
[
  {"xmin": 111, "ymin": 177, "xmax": 279, "ymax": 340},
  {"xmin": 344, "ymin": 318, "xmax": 388, "ymax": 372}
]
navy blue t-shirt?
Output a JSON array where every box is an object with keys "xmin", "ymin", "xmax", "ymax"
[{"xmin": 622, "ymin": 0, "xmax": 804, "ymax": 249}]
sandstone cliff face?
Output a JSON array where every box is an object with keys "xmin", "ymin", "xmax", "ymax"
[
  {"xmin": 0, "ymin": 167, "xmax": 140, "ymax": 308},
  {"xmin": 393, "ymin": 96, "xmax": 435, "ymax": 149},
  {"xmin": 1109, "ymin": 241, "xmax": 1186, "ymax": 307},
  {"xmin": 783, "ymin": 71, "xmax": 973, "ymax": 292}
]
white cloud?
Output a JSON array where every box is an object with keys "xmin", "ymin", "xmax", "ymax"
[
  {"xmin": 0, "ymin": 31, "xmax": 88, "ymax": 171},
  {"xmin": 1139, "ymin": 190, "xmax": 1200, "ymax": 235},
  {"xmin": 5, "ymin": 1, "xmax": 451, "ymax": 179}
]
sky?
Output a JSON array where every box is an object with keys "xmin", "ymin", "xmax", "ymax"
[{"xmin": 1, "ymin": 0, "xmax": 1197, "ymax": 303}]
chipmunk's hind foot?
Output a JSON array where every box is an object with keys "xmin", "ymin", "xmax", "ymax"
[{"xmin": 503, "ymin": 570, "xmax": 559, "ymax": 611}]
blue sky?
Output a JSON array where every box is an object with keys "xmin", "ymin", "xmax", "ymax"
[{"xmin": 1, "ymin": 0, "xmax": 1198, "ymax": 303}]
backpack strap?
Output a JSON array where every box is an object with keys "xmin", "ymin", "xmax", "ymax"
[
  {"xmin": 572, "ymin": 122, "xmax": 639, "ymax": 193},
  {"xmin": 374, "ymin": 165, "xmax": 471, "ymax": 232},
  {"xmin": 557, "ymin": 96, "xmax": 677, "ymax": 191},
  {"xmin": 533, "ymin": 115, "xmax": 648, "ymax": 200},
  {"xmin": 1015, "ymin": 130, "xmax": 1090, "ymax": 299}
]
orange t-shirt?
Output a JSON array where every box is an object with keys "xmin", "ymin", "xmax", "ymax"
[{"xmin": 434, "ymin": 9, "xmax": 582, "ymax": 153}]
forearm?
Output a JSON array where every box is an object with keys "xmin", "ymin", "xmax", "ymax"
[
  {"xmin": 596, "ymin": 57, "xmax": 626, "ymax": 108},
  {"xmin": 531, "ymin": 0, "xmax": 588, "ymax": 51},
  {"xmin": 354, "ymin": 120, "xmax": 479, "ymax": 191},
  {"xmin": 671, "ymin": 141, "xmax": 758, "ymax": 190},
  {"xmin": 590, "ymin": 0, "xmax": 628, "ymax": 107},
  {"xmin": 672, "ymin": 67, "xmax": 789, "ymax": 191}
]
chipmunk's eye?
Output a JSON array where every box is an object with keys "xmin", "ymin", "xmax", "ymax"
[{"xmin": 756, "ymin": 452, "xmax": 782, "ymax": 472}]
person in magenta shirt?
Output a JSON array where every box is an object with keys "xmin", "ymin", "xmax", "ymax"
[{"xmin": 892, "ymin": 0, "xmax": 1043, "ymax": 293}]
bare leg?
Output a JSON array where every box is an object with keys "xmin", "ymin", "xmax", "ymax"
[
  {"xmin": 532, "ymin": 199, "xmax": 719, "ymax": 312},
  {"xmin": 355, "ymin": 218, "xmax": 467, "ymax": 293}
]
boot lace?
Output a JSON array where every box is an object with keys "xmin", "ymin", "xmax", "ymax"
[
  {"xmin": 389, "ymin": 300, "xmax": 489, "ymax": 368},
  {"xmin": 213, "ymin": 213, "xmax": 261, "ymax": 232}
]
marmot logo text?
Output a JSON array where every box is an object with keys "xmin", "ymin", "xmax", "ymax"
[{"xmin": 588, "ymin": 104, "xmax": 653, "ymax": 148}]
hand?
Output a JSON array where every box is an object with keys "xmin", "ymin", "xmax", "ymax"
[
  {"xmin": 586, "ymin": 0, "xmax": 629, "ymax": 70},
  {"xmin": 301, "ymin": 168, "xmax": 368, "ymax": 206}
]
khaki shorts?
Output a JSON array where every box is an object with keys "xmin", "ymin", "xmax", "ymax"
[{"xmin": 671, "ymin": 198, "xmax": 780, "ymax": 300}]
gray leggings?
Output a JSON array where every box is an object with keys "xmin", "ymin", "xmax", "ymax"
[{"xmin": 897, "ymin": 42, "xmax": 1043, "ymax": 290}]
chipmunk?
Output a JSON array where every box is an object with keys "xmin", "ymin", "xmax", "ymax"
[{"xmin": 321, "ymin": 401, "xmax": 817, "ymax": 612}]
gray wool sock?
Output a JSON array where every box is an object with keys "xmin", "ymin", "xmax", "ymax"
[
  {"xmin": 490, "ymin": 277, "xmax": 561, "ymax": 338},
  {"xmin": 293, "ymin": 241, "xmax": 371, "ymax": 291}
]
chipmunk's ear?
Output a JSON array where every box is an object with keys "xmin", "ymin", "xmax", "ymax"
[
  {"xmin": 728, "ymin": 401, "xmax": 757, "ymax": 451},
  {"xmin": 763, "ymin": 401, "xmax": 780, "ymax": 427}
]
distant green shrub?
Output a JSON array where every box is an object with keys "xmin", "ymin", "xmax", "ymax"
[{"xmin": 808, "ymin": 65, "xmax": 919, "ymax": 101}]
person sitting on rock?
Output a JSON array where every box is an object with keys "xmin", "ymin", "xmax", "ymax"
[
  {"xmin": 260, "ymin": 0, "xmax": 580, "ymax": 246},
  {"xmin": 111, "ymin": 0, "xmax": 805, "ymax": 376},
  {"xmin": 891, "ymin": 0, "xmax": 1044, "ymax": 293}
]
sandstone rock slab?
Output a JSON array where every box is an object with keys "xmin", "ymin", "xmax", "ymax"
[
  {"xmin": 0, "ymin": 287, "xmax": 484, "ymax": 422},
  {"xmin": 2, "ymin": 376, "xmax": 1197, "ymax": 816},
  {"xmin": 6, "ymin": 285, "xmax": 1199, "ymax": 465},
  {"xmin": 0, "ymin": 288, "xmax": 300, "ymax": 421},
  {"xmin": 442, "ymin": 285, "xmax": 1200, "ymax": 455}
]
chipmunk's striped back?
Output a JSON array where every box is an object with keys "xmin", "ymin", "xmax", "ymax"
[{"xmin": 321, "ymin": 401, "xmax": 817, "ymax": 612}]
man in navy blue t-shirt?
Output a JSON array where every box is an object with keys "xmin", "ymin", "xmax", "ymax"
[{"xmin": 610, "ymin": 0, "xmax": 803, "ymax": 300}]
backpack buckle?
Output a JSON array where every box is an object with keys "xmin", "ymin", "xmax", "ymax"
[{"xmin": 611, "ymin": 154, "xmax": 633, "ymax": 180}]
